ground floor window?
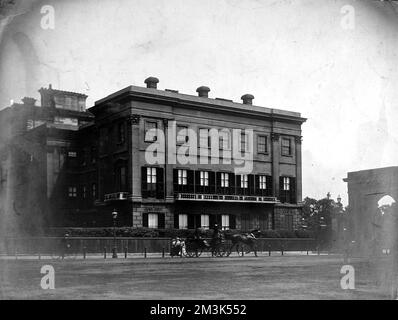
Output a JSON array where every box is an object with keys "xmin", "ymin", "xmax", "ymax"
[
  {"xmin": 201, "ymin": 214, "xmax": 210, "ymax": 230},
  {"xmin": 148, "ymin": 213, "xmax": 158, "ymax": 228},
  {"xmin": 143, "ymin": 213, "xmax": 166, "ymax": 229},
  {"xmin": 221, "ymin": 214, "xmax": 230, "ymax": 230},
  {"xmin": 179, "ymin": 214, "xmax": 188, "ymax": 229}
]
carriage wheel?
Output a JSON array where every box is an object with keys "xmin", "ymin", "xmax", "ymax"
[
  {"xmin": 185, "ymin": 244, "xmax": 202, "ymax": 258},
  {"xmin": 223, "ymin": 243, "xmax": 232, "ymax": 257},
  {"xmin": 215, "ymin": 242, "xmax": 230, "ymax": 257}
]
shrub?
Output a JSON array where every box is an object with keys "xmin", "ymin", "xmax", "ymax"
[
  {"xmin": 277, "ymin": 229, "xmax": 297, "ymax": 238},
  {"xmin": 259, "ymin": 230, "xmax": 280, "ymax": 238},
  {"xmin": 46, "ymin": 227, "xmax": 314, "ymax": 238},
  {"xmin": 294, "ymin": 229, "xmax": 314, "ymax": 238}
]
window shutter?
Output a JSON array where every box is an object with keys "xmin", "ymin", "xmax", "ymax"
[
  {"xmin": 248, "ymin": 174, "xmax": 255, "ymax": 195},
  {"xmin": 209, "ymin": 172, "xmax": 215, "ymax": 191},
  {"xmin": 174, "ymin": 214, "xmax": 179, "ymax": 229},
  {"xmin": 158, "ymin": 213, "xmax": 165, "ymax": 229},
  {"xmin": 291, "ymin": 177, "xmax": 296, "ymax": 204},
  {"xmin": 279, "ymin": 176, "xmax": 284, "ymax": 202},
  {"xmin": 229, "ymin": 173, "xmax": 235, "ymax": 195},
  {"xmin": 216, "ymin": 214, "xmax": 222, "ymax": 226},
  {"xmin": 216, "ymin": 172, "xmax": 221, "ymax": 193},
  {"xmin": 195, "ymin": 170, "xmax": 201, "ymax": 193},
  {"xmin": 209, "ymin": 215, "xmax": 216, "ymax": 229},
  {"xmin": 142, "ymin": 212, "xmax": 148, "ymax": 228},
  {"xmin": 236, "ymin": 175, "xmax": 241, "ymax": 195},
  {"xmin": 141, "ymin": 167, "xmax": 148, "ymax": 198},
  {"xmin": 255, "ymin": 175, "xmax": 260, "ymax": 196},
  {"xmin": 173, "ymin": 169, "xmax": 178, "ymax": 193},
  {"xmin": 187, "ymin": 215, "xmax": 195, "ymax": 229},
  {"xmin": 230, "ymin": 215, "xmax": 236, "ymax": 229},
  {"xmin": 266, "ymin": 175, "xmax": 273, "ymax": 196},
  {"xmin": 195, "ymin": 215, "xmax": 201, "ymax": 229},
  {"xmin": 187, "ymin": 170, "xmax": 194, "ymax": 193},
  {"xmin": 156, "ymin": 167, "xmax": 164, "ymax": 199}
]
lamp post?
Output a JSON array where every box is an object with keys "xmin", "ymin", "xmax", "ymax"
[{"xmin": 112, "ymin": 209, "xmax": 118, "ymax": 258}]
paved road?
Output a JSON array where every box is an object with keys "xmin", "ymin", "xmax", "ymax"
[{"xmin": 0, "ymin": 255, "xmax": 390, "ymax": 299}]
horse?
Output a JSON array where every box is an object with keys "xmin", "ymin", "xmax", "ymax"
[{"xmin": 224, "ymin": 229, "xmax": 260, "ymax": 257}]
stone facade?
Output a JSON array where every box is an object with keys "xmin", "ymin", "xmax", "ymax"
[{"xmin": 0, "ymin": 78, "xmax": 306, "ymax": 233}]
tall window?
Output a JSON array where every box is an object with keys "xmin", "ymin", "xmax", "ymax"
[
  {"xmin": 177, "ymin": 125, "xmax": 189, "ymax": 144},
  {"xmin": 117, "ymin": 166, "xmax": 127, "ymax": 191},
  {"xmin": 283, "ymin": 177, "xmax": 290, "ymax": 191},
  {"xmin": 200, "ymin": 171, "xmax": 209, "ymax": 186},
  {"xmin": 258, "ymin": 135, "xmax": 267, "ymax": 154},
  {"xmin": 143, "ymin": 167, "xmax": 164, "ymax": 198},
  {"xmin": 82, "ymin": 186, "xmax": 87, "ymax": 199},
  {"xmin": 221, "ymin": 173, "xmax": 229, "ymax": 188},
  {"xmin": 179, "ymin": 214, "xmax": 188, "ymax": 229},
  {"xmin": 201, "ymin": 214, "xmax": 210, "ymax": 230},
  {"xmin": 148, "ymin": 213, "xmax": 158, "ymax": 229},
  {"xmin": 199, "ymin": 128, "xmax": 210, "ymax": 148},
  {"xmin": 99, "ymin": 127, "xmax": 108, "ymax": 154},
  {"xmin": 221, "ymin": 214, "xmax": 230, "ymax": 230},
  {"xmin": 178, "ymin": 169, "xmax": 187, "ymax": 185},
  {"xmin": 240, "ymin": 175, "xmax": 248, "ymax": 188},
  {"xmin": 68, "ymin": 186, "xmax": 77, "ymax": 198},
  {"xmin": 240, "ymin": 132, "xmax": 247, "ymax": 153},
  {"xmin": 92, "ymin": 183, "xmax": 97, "ymax": 199},
  {"xmin": 279, "ymin": 176, "xmax": 295, "ymax": 204},
  {"xmin": 80, "ymin": 149, "xmax": 86, "ymax": 166},
  {"xmin": 147, "ymin": 167, "xmax": 157, "ymax": 184},
  {"xmin": 117, "ymin": 122, "xmax": 126, "ymax": 143},
  {"xmin": 219, "ymin": 130, "xmax": 230, "ymax": 150},
  {"xmin": 90, "ymin": 147, "xmax": 96, "ymax": 164},
  {"xmin": 259, "ymin": 176, "xmax": 267, "ymax": 190},
  {"xmin": 281, "ymin": 137, "xmax": 292, "ymax": 156},
  {"xmin": 145, "ymin": 121, "xmax": 157, "ymax": 142}
]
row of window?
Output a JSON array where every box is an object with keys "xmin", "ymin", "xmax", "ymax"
[
  {"xmin": 95, "ymin": 120, "xmax": 294, "ymax": 158},
  {"xmin": 143, "ymin": 213, "xmax": 236, "ymax": 230},
  {"xmin": 142, "ymin": 213, "xmax": 294, "ymax": 231},
  {"xmin": 66, "ymin": 148, "xmax": 97, "ymax": 166},
  {"xmin": 142, "ymin": 167, "xmax": 297, "ymax": 203},
  {"xmin": 68, "ymin": 184, "xmax": 97, "ymax": 199},
  {"xmin": 144, "ymin": 121, "xmax": 293, "ymax": 156},
  {"xmin": 98, "ymin": 122, "xmax": 127, "ymax": 154},
  {"xmin": 173, "ymin": 169, "xmax": 273, "ymax": 196}
]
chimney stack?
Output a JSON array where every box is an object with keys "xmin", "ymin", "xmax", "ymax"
[
  {"xmin": 144, "ymin": 76, "xmax": 159, "ymax": 89},
  {"xmin": 241, "ymin": 94, "xmax": 254, "ymax": 105},
  {"xmin": 22, "ymin": 97, "xmax": 37, "ymax": 106},
  {"xmin": 196, "ymin": 86, "xmax": 210, "ymax": 98}
]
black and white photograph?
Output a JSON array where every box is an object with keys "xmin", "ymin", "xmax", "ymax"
[{"xmin": 0, "ymin": 0, "xmax": 398, "ymax": 306}]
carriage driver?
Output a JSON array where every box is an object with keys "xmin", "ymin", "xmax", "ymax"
[
  {"xmin": 212, "ymin": 223, "xmax": 222, "ymax": 243},
  {"xmin": 193, "ymin": 227, "xmax": 202, "ymax": 241}
]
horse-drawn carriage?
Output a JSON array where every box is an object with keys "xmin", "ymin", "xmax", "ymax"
[{"xmin": 170, "ymin": 229, "xmax": 259, "ymax": 258}]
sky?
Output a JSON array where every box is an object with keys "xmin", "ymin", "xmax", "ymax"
[{"xmin": 0, "ymin": 0, "xmax": 397, "ymax": 205}]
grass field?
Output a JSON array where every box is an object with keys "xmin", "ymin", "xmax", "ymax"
[{"xmin": 0, "ymin": 254, "xmax": 393, "ymax": 299}]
